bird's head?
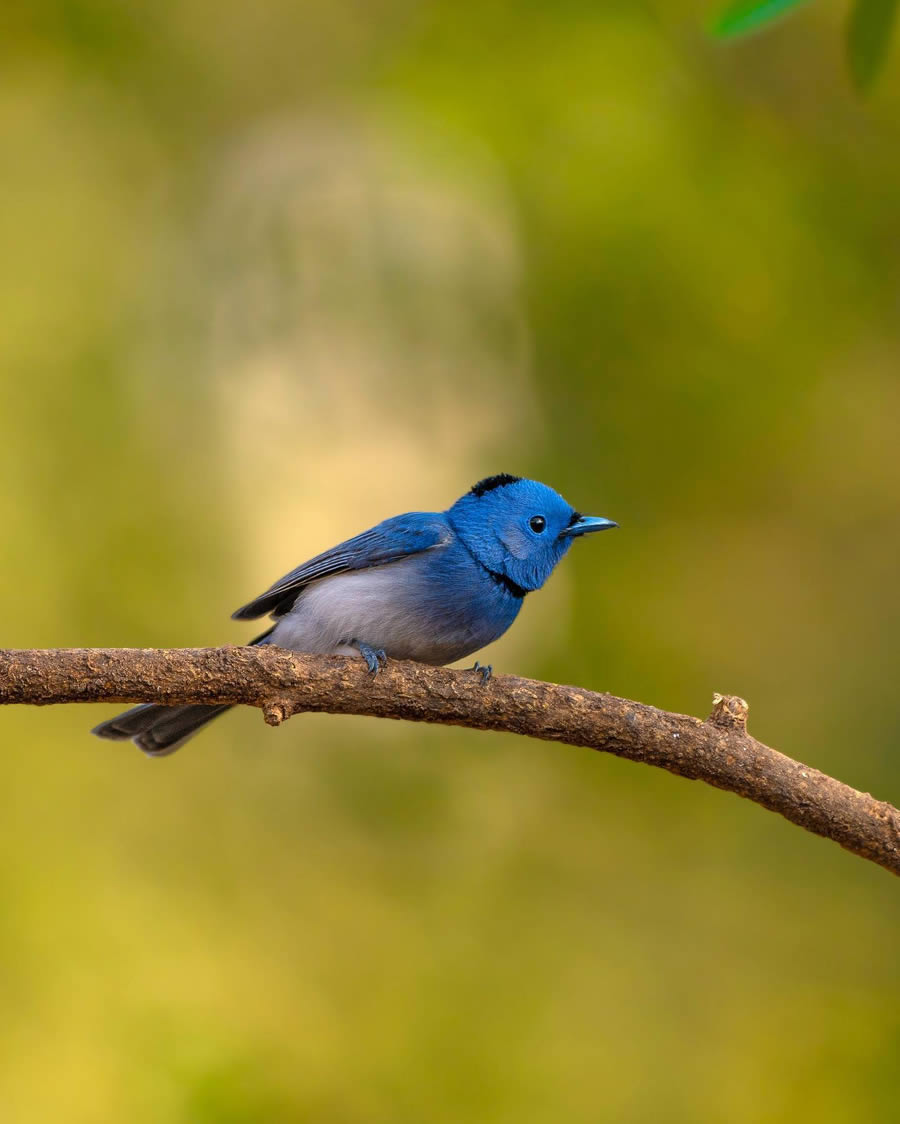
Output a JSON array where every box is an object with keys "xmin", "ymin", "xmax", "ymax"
[{"xmin": 447, "ymin": 474, "xmax": 617, "ymax": 593}]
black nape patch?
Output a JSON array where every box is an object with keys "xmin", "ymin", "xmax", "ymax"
[{"xmin": 469, "ymin": 473, "xmax": 522, "ymax": 498}]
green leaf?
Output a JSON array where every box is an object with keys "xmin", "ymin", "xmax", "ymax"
[
  {"xmin": 711, "ymin": 0, "xmax": 813, "ymax": 39},
  {"xmin": 846, "ymin": 0, "xmax": 898, "ymax": 90}
]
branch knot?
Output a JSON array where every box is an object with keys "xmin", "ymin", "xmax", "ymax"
[
  {"xmin": 708, "ymin": 693, "xmax": 749, "ymax": 733},
  {"xmin": 263, "ymin": 700, "xmax": 290, "ymax": 727}
]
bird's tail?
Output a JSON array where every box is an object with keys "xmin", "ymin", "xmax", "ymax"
[
  {"xmin": 92, "ymin": 626, "xmax": 274, "ymax": 757},
  {"xmin": 92, "ymin": 702, "xmax": 232, "ymax": 757}
]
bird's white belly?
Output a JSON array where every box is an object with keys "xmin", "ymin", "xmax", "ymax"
[{"xmin": 268, "ymin": 566, "xmax": 437, "ymax": 661}]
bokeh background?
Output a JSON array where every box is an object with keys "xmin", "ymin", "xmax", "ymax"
[{"xmin": 2, "ymin": 2, "xmax": 899, "ymax": 1121}]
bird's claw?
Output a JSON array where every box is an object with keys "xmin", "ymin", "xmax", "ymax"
[
  {"xmin": 359, "ymin": 643, "xmax": 387, "ymax": 676},
  {"xmin": 472, "ymin": 660, "xmax": 492, "ymax": 684}
]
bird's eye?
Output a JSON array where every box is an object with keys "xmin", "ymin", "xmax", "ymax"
[{"xmin": 529, "ymin": 515, "xmax": 546, "ymax": 534}]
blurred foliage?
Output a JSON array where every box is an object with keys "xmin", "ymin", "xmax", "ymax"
[
  {"xmin": 1, "ymin": 1, "xmax": 900, "ymax": 1121},
  {"xmin": 713, "ymin": 0, "xmax": 813, "ymax": 40},
  {"xmin": 847, "ymin": 0, "xmax": 899, "ymax": 90},
  {"xmin": 713, "ymin": 0, "xmax": 897, "ymax": 90}
]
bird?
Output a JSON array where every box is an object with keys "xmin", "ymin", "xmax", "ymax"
[{"xmin": 92, "ymin": 474, "xmax": 617, "ymax": 756}]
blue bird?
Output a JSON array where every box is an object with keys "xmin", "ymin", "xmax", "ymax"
[{"xmin": 92, "ymin": 474, "xmax": 617, "ymax": 756}]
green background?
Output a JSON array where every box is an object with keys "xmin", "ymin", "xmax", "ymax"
[{"xmin": 2, "ymin": 2, "xmax": 899, "ymax": 1120}]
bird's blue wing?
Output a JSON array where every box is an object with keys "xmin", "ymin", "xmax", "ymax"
[{"xmin": 231, "ymin": 512, "xmax": 452, "ymax": 621}]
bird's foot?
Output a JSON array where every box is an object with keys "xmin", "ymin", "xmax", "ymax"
[
  {"xmin": 358, "ymin": 643, "xmax": 388, "ymax": 676},
  {"xmin": 471, "ymin": 660, "xmax": 492, "ymax": 684}
]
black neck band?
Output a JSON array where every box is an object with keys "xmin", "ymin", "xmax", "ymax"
[
  {"xmin": 447, "ymin": 516, "xmax": 529, "ymax": 600},
  {"xmin": 485, "ymin": 567, "xmax": 528, "ymax": 600}
]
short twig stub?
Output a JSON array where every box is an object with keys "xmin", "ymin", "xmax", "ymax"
[{"xmin": 708, "ymin": 693, "xmax": 749, "ymax": 732}]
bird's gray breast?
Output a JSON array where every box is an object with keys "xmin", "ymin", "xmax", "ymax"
[{"xmin": 267, "ymin": 545, "xmax": 522, "ymax": 665}]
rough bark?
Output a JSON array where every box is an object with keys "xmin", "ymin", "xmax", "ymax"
[{"xmin": 1, "ymin": 646, "xmax": 898, "ymax": 877}]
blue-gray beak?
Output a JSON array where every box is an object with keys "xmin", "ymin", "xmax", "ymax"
[{"xmin": 561, "ymin": 514, "xmax": 618, "ymax": 538}]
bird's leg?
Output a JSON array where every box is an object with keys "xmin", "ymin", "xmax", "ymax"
[
  {"xmin": 471, "ymin": 660, "xmax": 492, "ymax": 684},
  {"xmin": 357, "ymin": 642, "xmax": 387, "ymax": 675}
]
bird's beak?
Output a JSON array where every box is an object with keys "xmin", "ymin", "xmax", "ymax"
[{"xmin": 561, "ymin": 514, "xmax": 618, "ymax": 538}]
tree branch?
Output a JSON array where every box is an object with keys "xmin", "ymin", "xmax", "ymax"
[{"xmin": 1, "ymin": 646, "xmax": 898, "ymax": 877}]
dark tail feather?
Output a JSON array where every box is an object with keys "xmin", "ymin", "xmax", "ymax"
[
  {"xmin": 92, "ymin": 703, "xmax": 232, "ymax": 757},
  {"xmin": 92, "ymin": 626, "xmax": 275, "ymax": 757}
]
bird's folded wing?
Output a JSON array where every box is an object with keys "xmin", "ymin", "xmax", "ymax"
[{"xmin": 231, "ymin": 513, "xmax": 452, "ymax": 621}]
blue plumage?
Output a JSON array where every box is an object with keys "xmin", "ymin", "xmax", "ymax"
[
  {"xmin": 230, "ymin": 513, "xmax": 453, "ymax": 621},
  {"xmin": 93, "ymin": 475, "xmax": 616, "ymax": 755}
]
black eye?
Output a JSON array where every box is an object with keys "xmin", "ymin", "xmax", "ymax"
[{"xmin": 529, "ymin": 515, "xmax": 546, "ymax": 534}]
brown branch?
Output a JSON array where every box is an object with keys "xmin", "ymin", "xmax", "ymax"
[{"xmin": 1, "ymin": 646, "xmax": 898, "ymax": 877}]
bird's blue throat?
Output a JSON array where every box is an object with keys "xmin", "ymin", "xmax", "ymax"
[{"xmin": 449, "ymin": 525, "xmax": 529, "ymax": 600}]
